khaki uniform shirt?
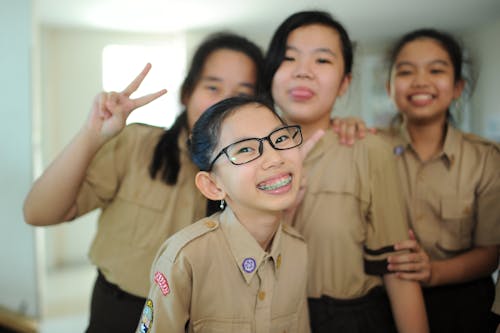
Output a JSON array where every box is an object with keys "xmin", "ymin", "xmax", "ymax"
[
  {"xmin": 379, "ymin": 124, "xmax": 500, "ymax": 260},
  {"xmin": 293, "ymin": 131, "xmax": 410, "ymax": 299},
  {"xmin": 76, "ymin": 124, "xmax": 206, "ymax": 297},
  {"xmin": 138, "ymin": 208, "xmax": 310, "ymax": 333}
]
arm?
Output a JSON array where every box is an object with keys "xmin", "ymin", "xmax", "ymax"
[
  {"xmin": 137, "ymin": 254, "xmax": 192, "ymax": 333},
  {"xmin": 23, "ymin": 64, "xmax": 166, "ymax": 226},
  {"xmin": 384, "ymin": 273, "xmax": 429, "ymax": 333}
]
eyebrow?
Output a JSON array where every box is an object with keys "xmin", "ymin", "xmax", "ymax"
[
  {"xmin": 396, "ymin": 59, "xmax": 451, "ymax": 68},
  {"xmin": 286, "ymin": 45, "xmax": 338, "ymax": 57},
  {"xmin": 201, "ymin": 76, "xmax": 255, "ymax": 89}
]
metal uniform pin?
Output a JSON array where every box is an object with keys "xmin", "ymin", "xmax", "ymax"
[
  {"xmin": 242, "ymin": 258, "xmax": 256, "ymax": 273},
  {"xmin": 393, "ymin": 145, "xmax": 405, "ymax": 156}
]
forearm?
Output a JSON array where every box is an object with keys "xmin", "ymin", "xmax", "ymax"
[
  {"xmin": 428, "ymin": 245, "xmax": 498, "ymax": 287},
  {"xmin": 23, "ymin": 127, "xmax": 104, "ymax": 225},
  {"xmin": 384, "ymin": 274, "xmax": 429, "ymax": 333}
]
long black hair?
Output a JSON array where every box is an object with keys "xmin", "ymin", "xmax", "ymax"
[
  {"xmin": 262, "ymin": 10, "xmax": 353, "ymax": 102},
  {"xmin": 149, "ymin": 32, "xmax": 265, "ymax": 184}
]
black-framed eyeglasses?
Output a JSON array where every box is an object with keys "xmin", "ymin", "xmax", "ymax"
[{"xmin": 208, "ymin": 125, "xmax": 302, "ymax": 171}]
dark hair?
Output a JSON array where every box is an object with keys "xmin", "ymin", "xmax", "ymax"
[
  {"xmin": 149, "ymin": 32, "xmax": 265, "ymax": 184},
  {"xmin": 387, "ymin": 28, "xmax": 473, "ymax": 126},
  {"xmin": 387, "ymin": 28, "xmax": 464, "ymax": 84},
  {"xmin": 262, "ymin": 10, "xmax": 353, "ymax": 101},
  {"xmin": 189, "ymin": 96, "xmax": 281, "ymax": 172}
]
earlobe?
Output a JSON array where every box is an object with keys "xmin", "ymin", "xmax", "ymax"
[
  {"xmin": 453, "ymin": 79, "xmax": 465, "ymax": 99},
  {"xmin": 338, "ymin": 74, "xmax": 352, "ymax": 97},
  {"xmin": 195, "ymin": 171, "xmax": 225, "ymax": 201}
]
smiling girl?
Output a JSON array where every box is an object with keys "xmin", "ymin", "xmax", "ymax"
[
  {"xmin": 382, "ymin": 28, "xmax": 500, "ymax": 333},
  {"xmin": 136, "ymin": 97, "xmax": 309, "ymax": 333}
]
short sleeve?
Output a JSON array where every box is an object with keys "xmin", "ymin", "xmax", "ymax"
[
  {"xmin": 137, "ymin": 249, "xmax": 192, "ymax": 333},
  {"xmin": 75, "ymin": 125, "xmax": 132, "ymax": 216},
  {"xmin": 362, "ymin": 136, "xmax": 409, "ymax": 275},
  {"xmin": 475, "ymin": 145, "xmax": 500, "ymax": 245}
]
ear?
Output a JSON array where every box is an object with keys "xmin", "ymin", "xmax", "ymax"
[
  {"xmin": 453, "ymin": 79, "xmax": 465, "ymax": 99},
  {"xmin": 338, "ymin": 74, "xmax": 352, "ymax": 97},
  {"xmin": 195, "ymin": 171, "xmax": 225, "ymax": 201},
  {"xmin": 385, "ymin": 80, "xmax": 391, "ymax": 97}
]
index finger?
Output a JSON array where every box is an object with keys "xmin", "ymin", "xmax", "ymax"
[
  {"xmin": 300, "ymin": 129, "xmax": 324, "ymax": 160},
  {"xmin": 122, "ymin": 63, "xmax": 152, "ymax": 97},
  {"xmin": 131, "ymin": 89, "xmax": 168, "ymax": 110}
]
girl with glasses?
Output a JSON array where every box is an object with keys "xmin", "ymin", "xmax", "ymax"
[{"xmin": 136, "ymin": 96, "xmax": 310, "ymax": 333}]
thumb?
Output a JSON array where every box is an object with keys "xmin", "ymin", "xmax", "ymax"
[{"xmin": 408, "ymin": 229, "xmax": 416, "ymax": 240}]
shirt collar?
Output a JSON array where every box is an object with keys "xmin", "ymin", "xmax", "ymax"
[
  {"xmin": 397, "ymin": 120, "xmax": 459, "ymax": 169},
  {"xmin": 219, "ymin": 208, "xmax": 283, "ymax": 284}
]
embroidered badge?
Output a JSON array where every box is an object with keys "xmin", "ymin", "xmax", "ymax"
[
  {"xmin": 393, "ymin": 145, "xmax": 405, "ymax": 156},
  {"xmin": 242, "ymin": 257, "xmax": 256, "ymax": 273},
  {"xmin": 138, "ymin": 299, "xmax": 154, "ymax": 333},
  {"xmin": 154, "ymin": 271, "xmax": 170, "ymax": 296}
]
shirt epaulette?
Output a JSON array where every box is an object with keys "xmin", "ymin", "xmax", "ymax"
[
  {"xmin": 163, "ymin": 218, "xmax": 220, "ymax": 262},
  {"xmin": 281, "ymin": 223, "xmax": 305, "ymax": 242},
  {"xmin": 462, "ymin": 132, "xmax": 500, "ymax": 152}
]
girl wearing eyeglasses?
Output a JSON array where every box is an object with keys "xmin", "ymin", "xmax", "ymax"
[{"xmin": 136, "ymin": 96, "xmax": 310, "ymax": 333}]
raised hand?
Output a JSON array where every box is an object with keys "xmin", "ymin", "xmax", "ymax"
[
  {"xmin": 387, "ymin": 229, "xmax": 432, "ymax": 285},
  {"xmin": 86, "ymin": 63, "xmax": 167, "ymax": 143}
]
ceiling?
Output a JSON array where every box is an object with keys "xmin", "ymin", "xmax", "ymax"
[{"xmin": 37, "ymin": 0, "xmax": 500, "ymax": 41}]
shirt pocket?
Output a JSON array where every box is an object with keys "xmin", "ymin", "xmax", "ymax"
[
  {"xmin": 437, "ymin": 198, "xmax": 474, "ymax": 252},
  {"xmin": 117, "ymin": 180, "xmax": 170, "ymax": 249},
  {"xmin": 271, "ymin": 312, "xmax": 298, "ymax": 333},
  {"xmin": 192, "ymin": 318, "xmax": 252, "ymax": 333}
]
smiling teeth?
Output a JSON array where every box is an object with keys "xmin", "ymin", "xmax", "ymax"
[
  {"xmin": 411, "ymin": 94, "xmax": 432, "ymax": 101},
  {"xmin": 258, "ymin": 176, "xmax": 292, "ymax": 191}
]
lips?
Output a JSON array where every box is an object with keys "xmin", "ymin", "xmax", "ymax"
[
  {"xmin": 257, "ymin": 174, "xmax": 292, "ymax": 192},
  {"xmin": 290, "ymin": 87, "xmax": 314, "ymax": 101}
]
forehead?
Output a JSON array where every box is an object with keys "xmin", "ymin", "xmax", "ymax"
[
  {"xmin": 287, "ymin": 24, "xmax": 342, "ymax": 51},
  {"xmin": 218, "ymin": 104, "xmax": 281, "ymax": 144},
  {"xmin": 396, "ymin": 38, "xmax": 451, "ymax": 64},
  {"xmin": 200, "ymin": 49, "xmax": 257, "ymax": 82}
]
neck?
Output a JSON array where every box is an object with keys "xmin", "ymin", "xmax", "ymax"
[
  {"xmin": 232, "ymin": 207, "xmax": 281, "ymax": 251},
  {"xmin": 406, "ymin": 118, "xmax": 447, "ymax": 162},
  {"xmin": 286, "ymin": 115, "xmax": 331, "ymax": 142}
]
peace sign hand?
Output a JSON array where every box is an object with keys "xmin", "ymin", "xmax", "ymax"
[{"xmin": 86, "ymin": 63, "xmax": 167, "ymax": 144}]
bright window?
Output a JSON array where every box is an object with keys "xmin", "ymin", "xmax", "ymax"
[{"xmin": 102, "ymin": 37, "xmax": 186, "ymax": 128}]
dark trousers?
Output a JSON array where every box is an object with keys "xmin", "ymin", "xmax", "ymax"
[
  {"xmin": 308, "ymin": 287, "xmax": 397, "ymax": 333},
  {"xmin": 85, "ymin": 270, "xmax": 147, "ymax": 333},
  {"xmin": 424, "ymin": 276, "xmax": 496, "ymax": 333}
]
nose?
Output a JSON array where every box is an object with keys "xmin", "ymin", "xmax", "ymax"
[
  {"xmin": 412, "ymin": 69, "xmax": 429, "ymax": 87},
  {"xmin": 293, "ymin": 58, "xmax": 313, "ymax": 79},
  {"xmin": 260, "ymin": 140, "xmax": 285, "ymax": 168}
]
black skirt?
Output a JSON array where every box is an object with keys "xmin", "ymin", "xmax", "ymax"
[
  {"xmin": 423, "ymin": 276, "xmax": 496, "ymax": 333},
  {"xmin": 308, "ymin": 286, "xmax": 397, "ymax": 333},
  {"xmin": 85, "ymin": 270, "xmax": 147, "ymax": 333}
]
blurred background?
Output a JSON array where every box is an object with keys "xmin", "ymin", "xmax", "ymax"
[{"xmin": 2, "ymin": 0, "xmax": 500, "ymax": 332}]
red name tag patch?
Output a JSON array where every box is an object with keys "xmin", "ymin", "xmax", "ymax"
[{"xmin": 154, "ymin": 271, "xmax": 170, "ymax": 296}]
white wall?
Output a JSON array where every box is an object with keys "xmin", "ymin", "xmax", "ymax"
[
  {"xmin": 465, "ymin": 17, "xmax": 500, "ymax": 141},
  {"xmin": 0, "ymin": 0, "xmax": 40, "ymax": 318}
]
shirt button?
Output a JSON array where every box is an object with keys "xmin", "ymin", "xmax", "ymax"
[
  {"xmin": 205, "ymin": 221, "xmax": 216, "ymax": 229},
  {"xmin": 258, "ymin": 291, "xmax": 266, "ymax": 301},
  {"xmin": 276, "ymin": 254, "xmax": 282, "ymax": 269}
]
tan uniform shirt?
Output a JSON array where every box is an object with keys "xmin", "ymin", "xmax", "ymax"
[
  {"xmin": 293, "ymin": 130, "xmax": 410, "ymax": 299},
  {"xmin": 76, "ymin": 124, "xmax": 206, "ymax": 297},
  {"xmin": 138, "ymin": 208, "xmax": 310, "ymax": 333},
  {"xmin": 379, "ymin": 124, "xmax": 500, "ymax": 260}
]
